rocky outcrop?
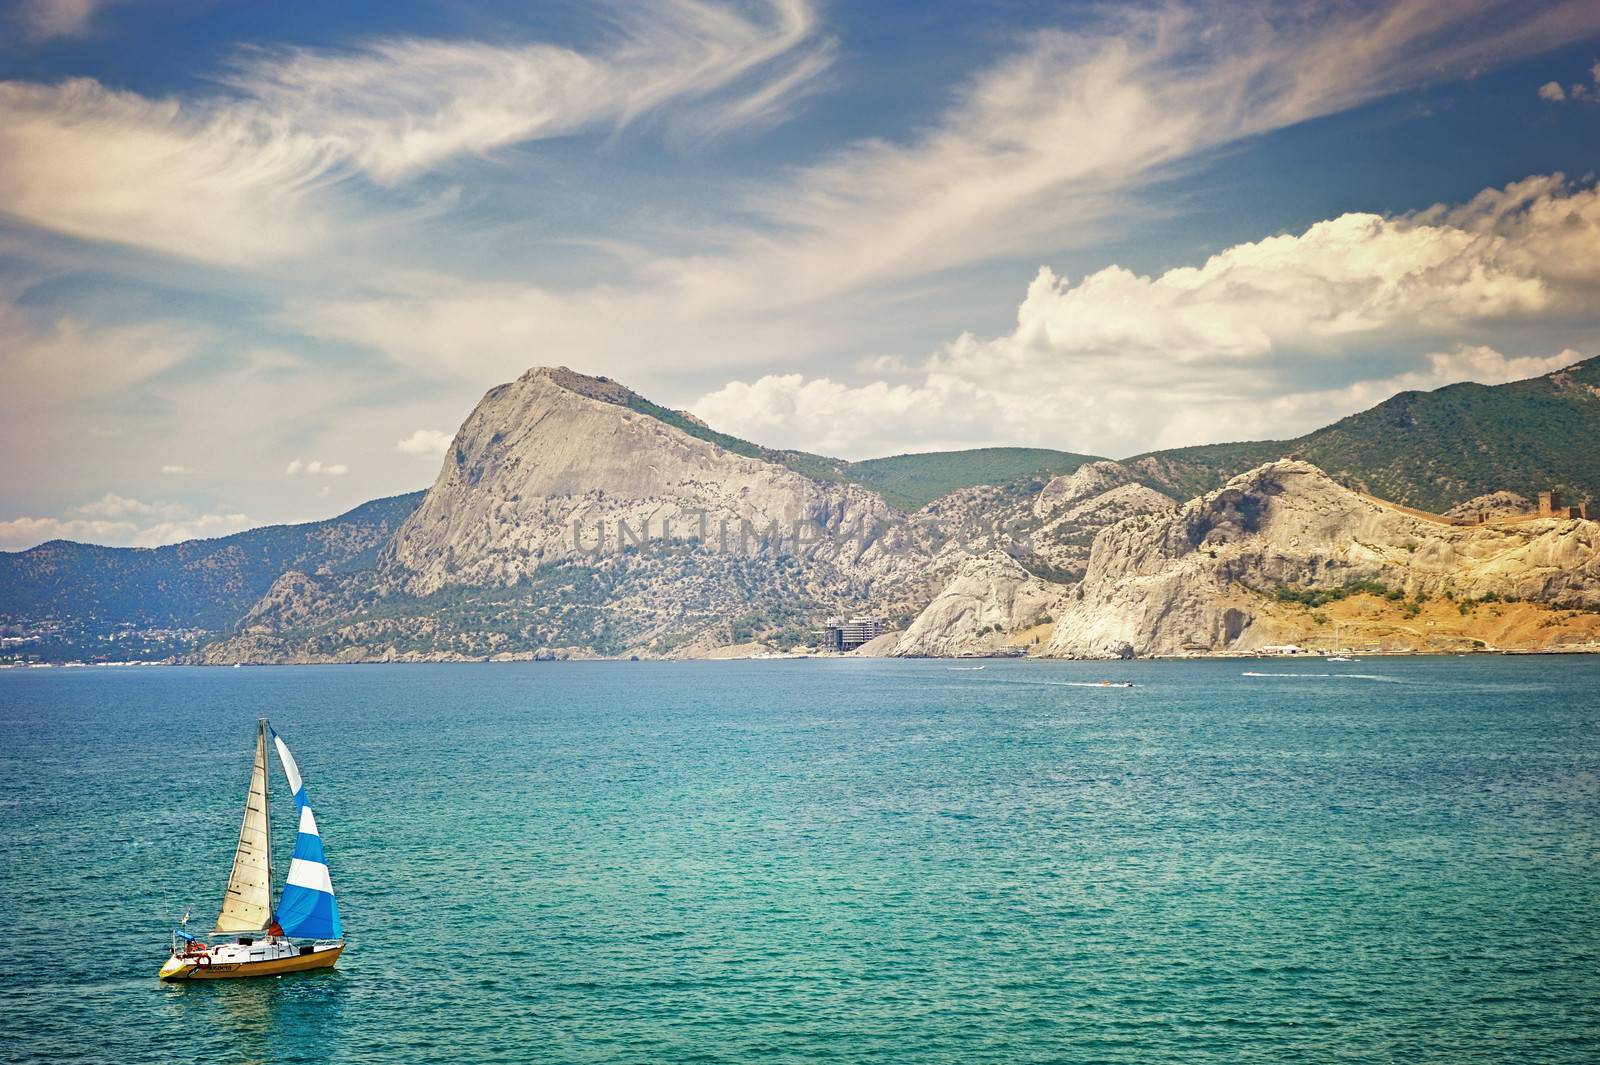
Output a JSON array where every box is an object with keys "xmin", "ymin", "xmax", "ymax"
[
  {"xmin": 1044, "ymin": 460, "xmax": 1600, "ymax": 658},
  {"xmin": 1033, "ymin": 461, "xmax": 1137, "ymax": 519},
  {"xmin": 1028, "ymin": 462, "xmax": 1174, "ymax": 578},
  {"xmin": 385, "ymin": 367, "xmax": 920, "ymax": 596},
  {"xmin": 891, "ymin": 552, "xmax": 1060, "ymax": 657},
  {"xmin": 1445, "ymin": 491, "xmax": 1533, "ymax": 522}
]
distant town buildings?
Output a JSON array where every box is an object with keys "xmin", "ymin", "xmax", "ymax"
[{"xmin": 819, "ymin": 616, "xmax": 888, "ymax": 652}]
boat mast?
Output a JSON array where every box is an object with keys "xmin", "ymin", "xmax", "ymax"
[{"xmin": 261, "ymin": 717, "xmax": 273, "ymax": 922}]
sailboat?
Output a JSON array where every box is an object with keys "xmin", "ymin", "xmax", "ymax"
[{"xmin": 159, "ymin": 718, "xmax": 345, "ymax": 980}]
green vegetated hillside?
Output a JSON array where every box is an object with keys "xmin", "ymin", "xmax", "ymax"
[
  {"xmin": 844, "ymin": 448, "xmax": 1099, "ymax": 511},
  {"xmin": 0, "ymin": 491, "xmax": 423, "ymax": 661},
  {"xmin": 1128, "ymin": 356, "xmax": 1600, "ymax": 510},
  {"xmin": 619, "ymin": 379, "xmax": 1096, "ymax": 510}
]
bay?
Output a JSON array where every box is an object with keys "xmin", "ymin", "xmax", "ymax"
[{"xmin": 2, "ymin": 657, "xmax": 1597, "ymax": 1063}]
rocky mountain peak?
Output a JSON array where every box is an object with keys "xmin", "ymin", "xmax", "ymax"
[
  {"xmin": 516, "ymin": 366, "xmax": 641, "ymax": 406},
  {"xmin": 381, "ymin": 364, "xmax": 925, "ymax": 597},
  {"xmin": 1033, "ymin": 459, "xmax": 1138, "ymax": 519}
]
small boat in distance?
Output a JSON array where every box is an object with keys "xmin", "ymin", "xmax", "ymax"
[
  {"xmin": 947, "ymin": 665, "xmax": 986, "ymax": 671},
  {"xmin": 1326, "ymin": 655, "xmax": 1358, "ymax": 663},
  {"xmin": 159, "ymin": 718, "xmax": 345, "ymax": 980}
]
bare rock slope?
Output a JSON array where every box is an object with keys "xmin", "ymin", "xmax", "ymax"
[
  {"xmin": 1029, "ymin": 461, "xmax": 1174, "ymax": 577},
  {"xmin": 890, "ymin": 552, "xmax": 1060, "ymax": 657},
  {"xmin": 1045, "ymin": 460, "xmax": 1600, "ymax": 658},
  {"xmin": 201, "ymin": 368, "xmax": 935, "ymax": 662},
  {"xmin": 388, "ymin": 367, "xmax": 916, "ymax": 595}
]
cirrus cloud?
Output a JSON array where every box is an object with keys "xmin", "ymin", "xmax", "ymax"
[
  {"xmin": 298, "ymin": 1, "xmax": 1600, "ymax": 388},
  {"xmin": 0, "ymin": 0, "xmax": 832, "ymax": 264}
]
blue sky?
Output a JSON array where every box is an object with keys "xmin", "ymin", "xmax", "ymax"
[{"xmin": 3, "ymin": 0, "xmax": 1600, "ymax": 549}]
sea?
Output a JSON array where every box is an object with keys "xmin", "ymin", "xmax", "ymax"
[{"xmin": 1, "ymin": 657, "xmax": 1597, "ymax": 1064}]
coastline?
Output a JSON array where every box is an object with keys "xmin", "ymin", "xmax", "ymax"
[{"xmin": 7, "ymin": 644, "xmax": 1600, "ymax": 668}]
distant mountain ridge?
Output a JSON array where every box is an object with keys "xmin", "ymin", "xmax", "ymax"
[
  {"xmin": 0, "ymin": 492, "xmax": 421, "ymax": 661},
  {"xmin": 1126, "ymin": 357, "xmax": 1600, "ymax": 509},
  {"xmin": 3, "ymin": 357, "xmax": 1598, "ymax": 662}
]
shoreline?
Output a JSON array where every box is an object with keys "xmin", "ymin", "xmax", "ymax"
[{"xmin": 6, "ymin": 645, "xmax": 1600, "ymax": 669}]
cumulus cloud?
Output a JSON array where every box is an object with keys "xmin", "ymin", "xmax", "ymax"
[
  {"xmin": 0, "ymin": 494, "xmax": 257, "ymax": 551},
  {"xmin": 285, "ymin": 459, "xmax": 348, "ymax": 476},
  {"xmin": 0, "ymin": 0, "xmax": 831, "ymax": 262},
  {"xmin": 76, "ymin": 492, "xmax": 185, "ymax": 520},
  {"xmin": 693, "ymin": 174, "xmax": 1600, "ymax": 458},
  {"xmin": 0, "ymin": 515, "xmax": 137, "ymax": 550},
  {"xmin": 299, "ymin": 0, "xmax": 1600, "ymax": 384},
  {"xmin": 1538, "ymin": 61, "xmax": 1600, "ymax": 102},
  {"xmin": 394, "ymin": 428, "xmax": 453, "ymax": 456},
  {"xmin": 945, "ymin": 172, "xmax": 1597, "ymax": 376}
]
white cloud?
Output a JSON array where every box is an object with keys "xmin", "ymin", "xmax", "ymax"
[
  {"xmin": 299, "ymin": 1, "xmax": 1600, "ymax": 385},
  {"xmin": 692, "ymin": 374, "xmax": 980, "ymax": 457},
  {"xmin": 0, "ymin": 495, "xmax": 257, "ymax": 551},
  {"xmin": 15, "ymin": 0, "xmax": 112, "ymax": 41},
  {"xmin": 285, "ymin": 459, "xmax": 348, "ymax": 476},
  {"xmin": 395, "ymin": 428, "xmax": 453, "ymax": 456},
  {"xmin": 0, "ymin": 299, "xmax": 207, "ymax": 408},
  {"xmin": 75, "ymin": 492, "xmax": 186, "ymax": 520},
  {"xmin": 0, "ymin": 79, "xmax": 339, "ymax": 264},
  {"xmin": 1538, "ymin": 60, "xmax": 1600, "ymax": 103},
  {"xmin": 160, "ymin": 464, "xmax": 192, "ymax": 474},
  {"xmin": 124, "ymin": 511, "xmax": 257, "ymax": 548},
  {"xmin": 692, "ymin": 174, "xmax": 1600, "ymax": 458},
  {"xmin": 0, "ymin": 0, "xmax": 831, "ymax": 263},
  {"xmin": 236, "ymin": 0, "xmax": 829, "ymax": 184},
  {"xmin": 0, "ymin": 515, "xmax": 136, "ymax": 550}
]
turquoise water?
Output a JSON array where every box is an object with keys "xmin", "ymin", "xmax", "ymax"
[{"xmin": 2, "ymin": 658, "xmax": 1598, "ymax": 1063}]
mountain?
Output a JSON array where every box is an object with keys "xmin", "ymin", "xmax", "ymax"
[
  {"xmin": 0, "ymin": 492, "xmax": 421, "ymax": 662},
  {"xmin": 1044, "ymin": 460, "xmax": 1600, "ymax": 658},
  {"xmin": 197, "ymin": 368, "xmax": 941, "ymax": 663},
  {"xmin": 845, "ymin": 448, "xmax": 1098, "ymax": 511},
  {"xmin": 386, "ymin": 367, "xmax": 918, "ymax": 596},
  {"xmin": 547, "ymin": 368, "xmax": 1096, "ymax": 512},
  {"xmin": 6, "ymin": 359, "xmax": 1600, "ymax": 663},
  {"xmin": 1127, "ymin": 356, "xmax": 1600, "ymax": 509},
  {"xmin": 881, "ymin": 460, "xmax": 1178, "ymax": 656}
]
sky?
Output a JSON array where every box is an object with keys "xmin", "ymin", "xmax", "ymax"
[{"xmin": 3, "ymin": 0, "xmax": 1600, "ymax": 550}]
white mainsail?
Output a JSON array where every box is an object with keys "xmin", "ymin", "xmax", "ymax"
[{"xmin": 214, "ymin": 719, "xmax": 273, "ymax": 933}]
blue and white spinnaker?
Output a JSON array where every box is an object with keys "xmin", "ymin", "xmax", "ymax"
[{"xmin": 271, "ymin": 729, "xmax": 344, "ymax": 941}]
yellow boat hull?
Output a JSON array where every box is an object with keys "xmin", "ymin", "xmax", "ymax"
[{"xmin": 159, "ymin": 944, "xmax": 343, "ymax": 981}]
